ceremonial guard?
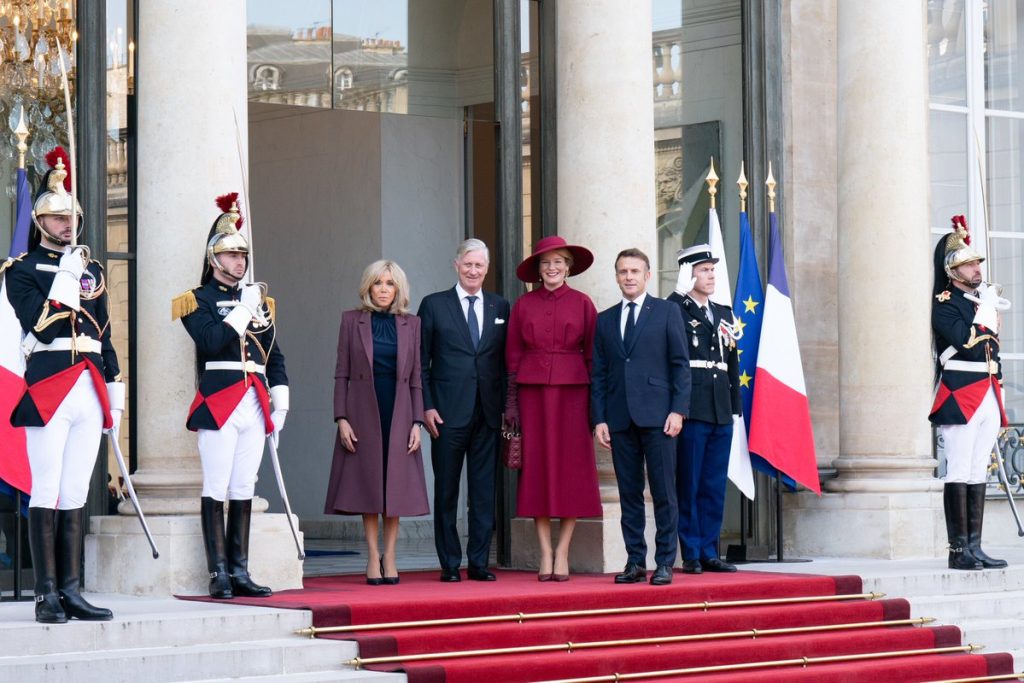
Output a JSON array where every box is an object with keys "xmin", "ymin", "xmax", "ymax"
[
  {"xmin": 930, "ymin": 215, "xmax": 1008, "ymax": 571},
  {"xmin": 172, "ymin": 194, "xmax": 289, "ymax": 598},
  {"xmin": 667, "ymin": 244, "xmax": 741, "ymax": 574},
  {"xmin": 4, "ymin": 148, "xmax": 121, "ymax": 623}
]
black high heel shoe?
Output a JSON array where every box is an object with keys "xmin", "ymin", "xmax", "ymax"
[
  {"xmin": 382, "ymin": 556, "xmax": 400, "ymax": 585},
  {"xmin": 366, "ymin": 556, "xmax": 384, "ymax": 586}
]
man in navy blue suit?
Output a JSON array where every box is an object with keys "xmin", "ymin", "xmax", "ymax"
[
  {"xmin": 592, "ymin": 248, "xmax": 690, "ymax": 585},
  {"xmin": 419, "ymin": 239, "xmax": 510, "ymax": 582}
]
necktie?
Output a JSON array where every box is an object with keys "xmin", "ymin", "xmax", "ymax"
[
  {"xmin": 624, "ymin": 301, "xmax": 636, "ymax": 347},
  {"xmin": 702, "ymin": 305, "xmax": 713, "ymax": 324},
  {"xmin": 466, "ymin": 295, "xmax": 480, "ymax": 349}
]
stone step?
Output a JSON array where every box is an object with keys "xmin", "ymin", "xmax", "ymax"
[
  {"xmin": 0, "ymin": 596, "xmax": 334, "ymax": 658},
  {"xmin": 909, "ymin": 590, "xmax": 1024, "ymax": 622},
  {"xmin": 957, "ymin": 618, "xmax": 1024, "ymax": 657},
  {"xmin": 191, "ymin": 671, "xmax": 404, "ymax": 682},
  {"xmin": 0, "ymin": 637, "xmax": 354, "ymax": 683},
  {"xmin": 859, "ymin": 564, "xmax": 1024, "ymax": 598}
]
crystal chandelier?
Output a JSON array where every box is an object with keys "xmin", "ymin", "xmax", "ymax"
[{"xmin": 0, "ymin": 1, "xmax": 77, "ymax": 173}]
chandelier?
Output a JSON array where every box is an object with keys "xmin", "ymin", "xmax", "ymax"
[{"xmin": 0, "ymin": 1, "xmax": 76, "ymax": 173}]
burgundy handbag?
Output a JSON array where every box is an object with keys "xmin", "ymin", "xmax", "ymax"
[{"xmin": 502, "ymin": 429, "xmax": 522, "ymax": 470}]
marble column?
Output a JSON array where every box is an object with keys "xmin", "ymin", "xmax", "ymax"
[
  {"xmin": 784, "ymin": 0, "xmax": 943, "ymax": 559},
  {"xmin": 86, "ymin": 0, "xmax": 303, "ymax": 594},
  {"xmin": 512, "ymin": 0, "xmax": 659, "ymax": 573}
]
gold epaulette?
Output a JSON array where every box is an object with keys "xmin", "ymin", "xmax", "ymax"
[
  {"xmin": 171, "ymin": 289, "xmax": 198, "ymax": 320},
  {"xmin": 0, "ymin": 252, "xmax": 27, "ymax": 278},
  {"xmin": 265, "ymin": 296, "xmax": 276, "ymax": 322}
]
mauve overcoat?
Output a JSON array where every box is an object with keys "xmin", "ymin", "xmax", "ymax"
[{"xmin": 324, "ymin": 309, "xmax": 429, "ymax": 516}]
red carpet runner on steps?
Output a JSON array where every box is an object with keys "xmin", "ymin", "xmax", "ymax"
[{"xmin": 181, "ymin": 569, "xmax": 1015, "ymax": 682}]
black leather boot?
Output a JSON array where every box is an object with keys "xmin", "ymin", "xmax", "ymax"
[
  {"xmin": 944, "ymin": 483, "xmax": 982, "ymax": 571},
  {"xmin": 201, "ymin": 497, "xmax": 234, "ymax": 599},
  {"xmin": 28, "ymin": 508, "xmax": 66, "ymax": 624},
  {"xmin": 967, "ymin": 483, "xmax": 1008, "ymax": 569},
  {"xmin": 227, "ymin": 499, "xmax": 272, "ymax": 597},
  {"xmin": 55, "ymin": 508, "xmax": 113, "ymax": 620}
]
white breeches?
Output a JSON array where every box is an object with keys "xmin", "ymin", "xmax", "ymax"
[
  {"xmin": 198, "ymin": 387, "xmax": 266, "ymax": 501},
  {"xmin": 940, "ymin": 386, "xmax": 1002, "ymax": 484},
  {"xmin": 26, "ymin": 372, "xmax": 103, "ymax": 510}
]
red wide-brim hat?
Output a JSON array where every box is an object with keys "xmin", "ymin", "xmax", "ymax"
[{"xmin": 515, "ymin": 235, "xmax": 595, "ymax": 283}]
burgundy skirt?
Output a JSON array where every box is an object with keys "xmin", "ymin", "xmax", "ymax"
[{"xmin": 516, "ymin": 384, "xmax": 602, "ymax": 518}]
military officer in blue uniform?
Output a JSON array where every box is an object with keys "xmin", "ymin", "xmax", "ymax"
[
  {"xmin": 172, "ymin": 193, "xmax": 288, "ymax": 599},
  {"xmin": 930, "ymin": 215, "xmax": 1008, "ymax": 571},
  {"xmin": 667, "ymin": 244, "xmax": 741, "ymax": 574},
  {"xmin": 4, "ymin": 148, "xmax": 122, "ymax": 623}
]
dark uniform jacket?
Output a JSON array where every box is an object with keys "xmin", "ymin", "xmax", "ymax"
[
  {"xmin": 174, "ymin": 279, "xmax": 287, "ymax": 433},
  {"xmin": 4, "ymin": 245, "xmax": 119, "ymax": 428},
  {"xmin": 667, "ymin": 292, "xmax": 741, "ymax": 426},
  {"xmin": 418, "ymin": 287, "xmax": 510, "ymax": 430},
  {"xmin": 930, "ymin": 285, "xmax": 1006, "ymax": 426}
]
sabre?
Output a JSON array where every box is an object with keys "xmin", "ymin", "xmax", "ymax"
[
  {"xmin": 267, "ymin": 434, "xmax": 304, "ymax": 559},
  {"xmin": 55, "ymin": 38, "xmax": 86, "ymax": 259},
  {"xmin": 109, "ymin": 430, "xmax": 160, "ymax": 558},
  {"xmin": 993, "ymin": 436, "xmax": 1024, "ymax": 537}
]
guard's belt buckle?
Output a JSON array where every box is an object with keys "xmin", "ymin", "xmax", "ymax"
[{"xmin": 244, "ymin": 360, "xmax": 258, "ymax": 374}]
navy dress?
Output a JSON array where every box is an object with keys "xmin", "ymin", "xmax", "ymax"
[{"xmin": 372, "ymin": 312, "xmax": 398, "ymax": 507}]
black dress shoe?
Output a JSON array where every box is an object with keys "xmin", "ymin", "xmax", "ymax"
[
  {"xmin": 649, "ymin": 565, "xmax": 673, "ymax": 585},
  {"xmin": 467, "ymin": 566, "xmax": 496, "ymax": 581},
  {"xmin": 681, "ymin": 559, "xmax": 703, "ymax": 574},
  {"xmin": 701, "ymin": 557, "xmax": 737, "ymax": 573},
  {"xmin": 440, "ymin": 567, "xmax": 462, "ymax": 582},
  {"xmin": 614, "ymin": 562, "xmax": 646, "ymax": 584}
]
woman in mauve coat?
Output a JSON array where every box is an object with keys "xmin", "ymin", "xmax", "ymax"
[
  {"xmin": 504, "ymin": 236, "xmax": 602, "ymax": 582},
  {"xmin": 324, "ymin": 260, "xmax": 427, "ymax": 585}
]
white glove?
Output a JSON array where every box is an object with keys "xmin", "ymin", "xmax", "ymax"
[
  {"xmin": 675, "ymin": 262, "xmax": 696, "ymax": 296},
  {"xmin": 240, "ymin": 283, "xmax": 262, "ymax": 313},
  {"xmin": 270, "ymin": 384, "xmax": 289, "ymax": 437},
  {"xmin": 106, "ymin": 382, "xmax": 125, "ymax": 434},
  {"xmin": 971, "ymin": 283, "xmax": 1000, "ymax": 333},
  {"xmin": 47, "ymin": 247, "xmax": 87, "ymax": 311}
]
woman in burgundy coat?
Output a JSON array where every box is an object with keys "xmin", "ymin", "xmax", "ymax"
[
  {"xmin": 504, "ymin": 236, "xmax": 602, "ymax": 581},
  {"xmin": 324, "ymin": 260, "xmax": 428, "ymax": 584}
]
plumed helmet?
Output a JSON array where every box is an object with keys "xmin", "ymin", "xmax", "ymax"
[
  {"xmin": 207, "ymin": 192, "xmax": 249, "ymax": 257},
  {"xmin": 934, "ymin": 215, "xmax": 984, "ymax": 294},
  {"xmin": 31, "ymin": 147, "xmax": 84, "ymax": 242}
]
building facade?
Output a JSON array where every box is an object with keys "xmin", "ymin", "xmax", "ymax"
[{"xmin": 1, "ymin": 0, "xmax": 1022, "ymax": 594}]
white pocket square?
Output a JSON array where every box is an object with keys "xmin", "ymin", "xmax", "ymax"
[{"xmin": 495, "ymin": 318, "xmax": 506, "ymax": 325}]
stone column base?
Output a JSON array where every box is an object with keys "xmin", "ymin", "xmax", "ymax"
[
  {"xmin": 783, "ymin": 489, "xmax": 945, "ymax": 560},
  {"xmin": 85, "ymin": 512, "xmax": 304, "ymax": 596},
  {"xmin": 509, "ymin": 503, "xmax": 670, "ymax": 574}
]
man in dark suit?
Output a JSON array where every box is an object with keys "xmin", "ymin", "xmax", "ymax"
[
  {"xmin": 668, "ymin": 244, "xmax": 742, "ymax": 574},
  {"xmin": 592, "ymin": 248, "xmax": 690, "ymax": 586},
  {"xmin": 418, "ymin": 239, "xmax": 510, "ymax": 582}
]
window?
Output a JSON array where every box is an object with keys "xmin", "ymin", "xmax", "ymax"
[
  {"xmin": 253, "ymin": 64, "xmax": 281, "ymax": 91},
  {"xmin": 334, "ymin": 67, "xmax": 353, "ymax": 92}
]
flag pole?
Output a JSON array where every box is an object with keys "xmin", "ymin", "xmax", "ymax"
[
  {"xmin": 706, "ymin": 156, "xmax": 719, "ymax": 210},
  {"xmin": 766, "ymin": 164, "xmax": 785, "ymax": 563},
  {"xmin": 737, "ymin": 162, "xmax": 749, "ymax": 553},
  {"xmin": 13, "ymin": 113, "xmax": 29, "ymax": 600}
]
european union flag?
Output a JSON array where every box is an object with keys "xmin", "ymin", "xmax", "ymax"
[{"xmin": 732, "ymin": 210, "xmax": 763, "ymax": 425}]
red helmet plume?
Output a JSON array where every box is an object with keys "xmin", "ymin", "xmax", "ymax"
[
  {"xmin": 215, "ymin": 192, "xmax": 244, "ymax": 229},
  {"xmin": 44, "ymin": 146, "xmax": 72, "ymax": 191},
  {"xmin": 951, "ymin": 215, "xmax": 970, "ymax": 244}
]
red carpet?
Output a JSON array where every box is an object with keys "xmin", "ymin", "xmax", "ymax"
[{"xmin": 180, "ymin": 569, "xmax": 1015, "ymax": 681}]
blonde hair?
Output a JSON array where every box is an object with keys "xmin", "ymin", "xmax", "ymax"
[
  {"xmin": 538, "ymin": 248, "xmax": 574, "ymax": 271},
  {"xmin": 358, "ymin": 260, "xmax": 411, "ymax": 314}
]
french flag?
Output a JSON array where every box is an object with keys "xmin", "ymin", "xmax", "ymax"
[
  {"xmin": 747, "ymin": 211, "xmax": 820, "ymax": 494},
  {"xmin": 0, "ymin": 166, "xmax": 32, "ymax": 496}
]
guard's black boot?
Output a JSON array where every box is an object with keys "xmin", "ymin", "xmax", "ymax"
[
  {"xmin": 944, "ymin": 483, "xmax": 983, "ymax": 571},
  {"xmin": 201, "ymin": 497, "xmax": 234, "ymax": 599},
  {"xmin": 55, "ymin": 508, "xmax": 113, "ymax": 620},
  {"xmin": 227, "ymin": 499, "xmax": 272, "ymax": 597},
  {"xmin": 28, "ymin": 508, "xmax": 66, "ymax": 624},
  {"xmin": 967, "ymin": 483, "xmax": 1008, "ymax": 569}
]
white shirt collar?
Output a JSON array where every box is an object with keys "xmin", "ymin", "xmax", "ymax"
[
  {"xmin": 455, "ymin": 282, "xmax": 481, "ymax": 301},
  {"xmin": 622, "ymin": 291, "xmax": 648, "ymax": 311}
]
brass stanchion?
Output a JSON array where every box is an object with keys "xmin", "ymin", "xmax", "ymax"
[
  {"xmin": 297, "ymin": 591, "xmax": 885, "ymax": 638},
  {"xmin": 342, "ymin": 617, "xmax": 934, "ymax": 669}
]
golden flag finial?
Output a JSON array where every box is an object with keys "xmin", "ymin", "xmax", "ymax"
[
  {"xmin": 706, "ymin": 157, "xmax": 719, "ymax": 210},
  {"xmin": 15, "ymin": 108, "xmax": 29, "ymax": 170},
  {"xmin": 766, "ymin": 161, "xmax": 777, "ymax": 213},
  {"xmin": 737, "ymin": 161, "xmax": 748, "ymax": 213}
]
